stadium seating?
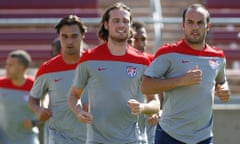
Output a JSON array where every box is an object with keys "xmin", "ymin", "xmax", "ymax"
[
  {"xmin": 208, "ymin": 29, "xmax": 240, "ymax": 65},
  {"xmin": 209, "ymin": 31, "xmax": 239, "ymax": 45},
  {"xmin": 205, "ymin": 0, "xmax": 240, "ymax": 17},
  {"xmin": 205, "ymin": 0, "xmax": 240, "ymax": 68},
  {"xmin": 0, "ymin": 31, "xmax": 99, "ymax": 46},
  {"xmin": 0, "ymin": 0, "xmax": 100, "ymax": 67},
  {"xmin": 206, "ymin": 0, "xmax": 240, "ymax": 9},
  {"xmin": 0, "ymin": 0, "xmax": 99, "ymax": 18}
]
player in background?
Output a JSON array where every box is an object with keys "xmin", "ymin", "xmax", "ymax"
[
  {"xmin": 0, "ymin": 50, "xmax": 39, "ymax": 144},
  {"xmin": 129, "ymin": 21, "xmax": 160, "ymax": 144}
]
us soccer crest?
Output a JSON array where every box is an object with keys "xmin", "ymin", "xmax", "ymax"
[
  {"xmin": 127, "ymin": 66, "xmax": 137, "ymax": 78},
  {"xmin": 209, "ymin": 59, "xmax": 219, "ymax": 69}
]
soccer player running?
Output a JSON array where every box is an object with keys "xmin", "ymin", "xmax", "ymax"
[
  {"xmin": 141, "ymin": 4, "xmax": 231, "ymax": 144},
  {"xmin": 67, "ymin": 2, "xmax": 160, "ymax": 144},
  {"xmin": 129, "ymin": 21, "xmax": 159, "ymax": 144},
  {"xmin": 0, "ymin": 50, "xmax": 39, "ymax": 144},
  {"xmin": 130, "ymin": 21, "xmax": 154, "ymax": 61},
  {"xmin": 28, "ymin": 15, "xmax": 88, "ymax": 144}
]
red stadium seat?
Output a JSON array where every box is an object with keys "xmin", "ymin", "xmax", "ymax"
[
  {"xmin": 0, "ymin": 0, "xmax": 100, "ymax": 67},
  {"xmin": 0, "ymin": 31, "xmax": 98, "ymax": 46},
  {"xmin": 0, "ymin": 0, "xmax": 99, "ymax": 18},
  {"xmin": 0, "ymin": 31, "xmax": 99, "ymax": 66},
  {"xmin": 0, "ymin": 0, "xmax": 97, "ymax": 9},
  {"xmin": 205, "ymin": 0, "xmax": 240, "ymax": 68},
  {"xmin": 205, "ymin": 0, "xmax": 240, "ymax": 9},
  {"xmin": 208, "ymin": 30, "xmax": 240, "ymax": 46}
]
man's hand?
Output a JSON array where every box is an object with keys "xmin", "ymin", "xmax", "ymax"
[
  {"xmin": 35, "ymin": 107, "xmax": 52, "ymax": 121},
  {"xmin": 147, "ymin": 114, "xmax": 160, "ymax": 126},
  {"xmin": 128, "ymin": 99, "xmax": 144, "ymax": 115},
  {"xmin": 22, "ymin": 118, "xmax": 33, "ymax": 129},
  {"xmin": 75, "ymin": 110, "xmax": 93, "ymax": 123},
  {"xmin": 182, "ymin": 65, "xmax": 202, "ymax": 86},
  {"xmin": 215, "ymin": 84, "xmax": 231, "ymax": 102}
]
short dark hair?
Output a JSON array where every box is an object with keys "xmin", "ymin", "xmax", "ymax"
[
  {"xmin": 182, "ymin": 4, "xmax": 210, "ymax": 23},
  {"xmin": 8, "ymin": 50, "xmax": 32, "ymax": 67},
  {"xmin": 98, "ymin": 2, "xmax": 132, "ymax": 41},
  {"xmin": 130, "ymin": 21, "xmax": 146, "ymax": 38},
  {"xmin": 55, "ymin": 15, "xmax": 87, "ymax": 34},
  {"xmin": 131, "ymin": 21, "xmax": 145, "ymax": 31}
]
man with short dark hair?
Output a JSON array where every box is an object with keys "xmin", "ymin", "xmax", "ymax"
[
  {"xmin": 28, "ymin": 15, "xmax": 88, "ymax": 144},
  {"xmin": 142, "ymin": 4, "xmax": 231, "ymax": 144},
  {"xmin": 0, "ymin": 50, "xmax": 39, "ymax": 144}
]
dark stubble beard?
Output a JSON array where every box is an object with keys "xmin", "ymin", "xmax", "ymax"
[
  {"xmin": 65, "ymin": 48, "xmax": 79, "ymax": 56},
  {"xmin": 185, "ymin": 33, "xmax": 205, "ymax": 45},
  {"xmin": 109, "ymin": 33, "xmax": 130, "ymax": 43}
]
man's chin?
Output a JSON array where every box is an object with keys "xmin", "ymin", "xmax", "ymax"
[{"xmin": 110, "ymin": 35, "xmax": 128, "ymax": 42}]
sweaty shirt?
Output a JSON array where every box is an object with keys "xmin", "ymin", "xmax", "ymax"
[
  {"xmin": 144, "ymin": 40, "xmax": 227, "ymax": 143},
  {"xmin": 73, "ymin": 43, "xmax": 151, "ymax": 144}
]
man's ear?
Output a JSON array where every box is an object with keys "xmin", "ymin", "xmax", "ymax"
[{"xmin": 207, "ymin": 22, "xmax": 211, "ymax": 32}]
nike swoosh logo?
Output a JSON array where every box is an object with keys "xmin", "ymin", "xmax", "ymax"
[
  {"xmin": 181, "ymin": 60, "xmax": 189, "ymax": 63},
  {"xmin": 98, "ymin": 67, "xmax": 107, "ymax": 71},
  {"xmin": 54, "ymin": 78, "xmax": 62, "ymax": 83}
]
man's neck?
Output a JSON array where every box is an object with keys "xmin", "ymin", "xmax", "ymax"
[
  {"xmin": 11, "ymin": 75, "xmax": 26, "ymax": 86},
  {"xmin": 62, "ymin": 53, "xmax": 80, "ymax": 64},
  {"xmin": 185, "ymin": 40, "xmax": 206, "ymax": 51},
  {"xmin": 107, "ymin": 40, "xmax": 128, "ymax": 56}
]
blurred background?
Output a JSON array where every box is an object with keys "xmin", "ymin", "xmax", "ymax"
[{"xmin": 0, "ymin": 0, "xmax": 239, "ymax": 143}]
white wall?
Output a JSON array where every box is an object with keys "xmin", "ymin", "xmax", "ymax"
[{"xmin": 213, "ymin": 105, "xmax": 240, "ymax": 144}]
